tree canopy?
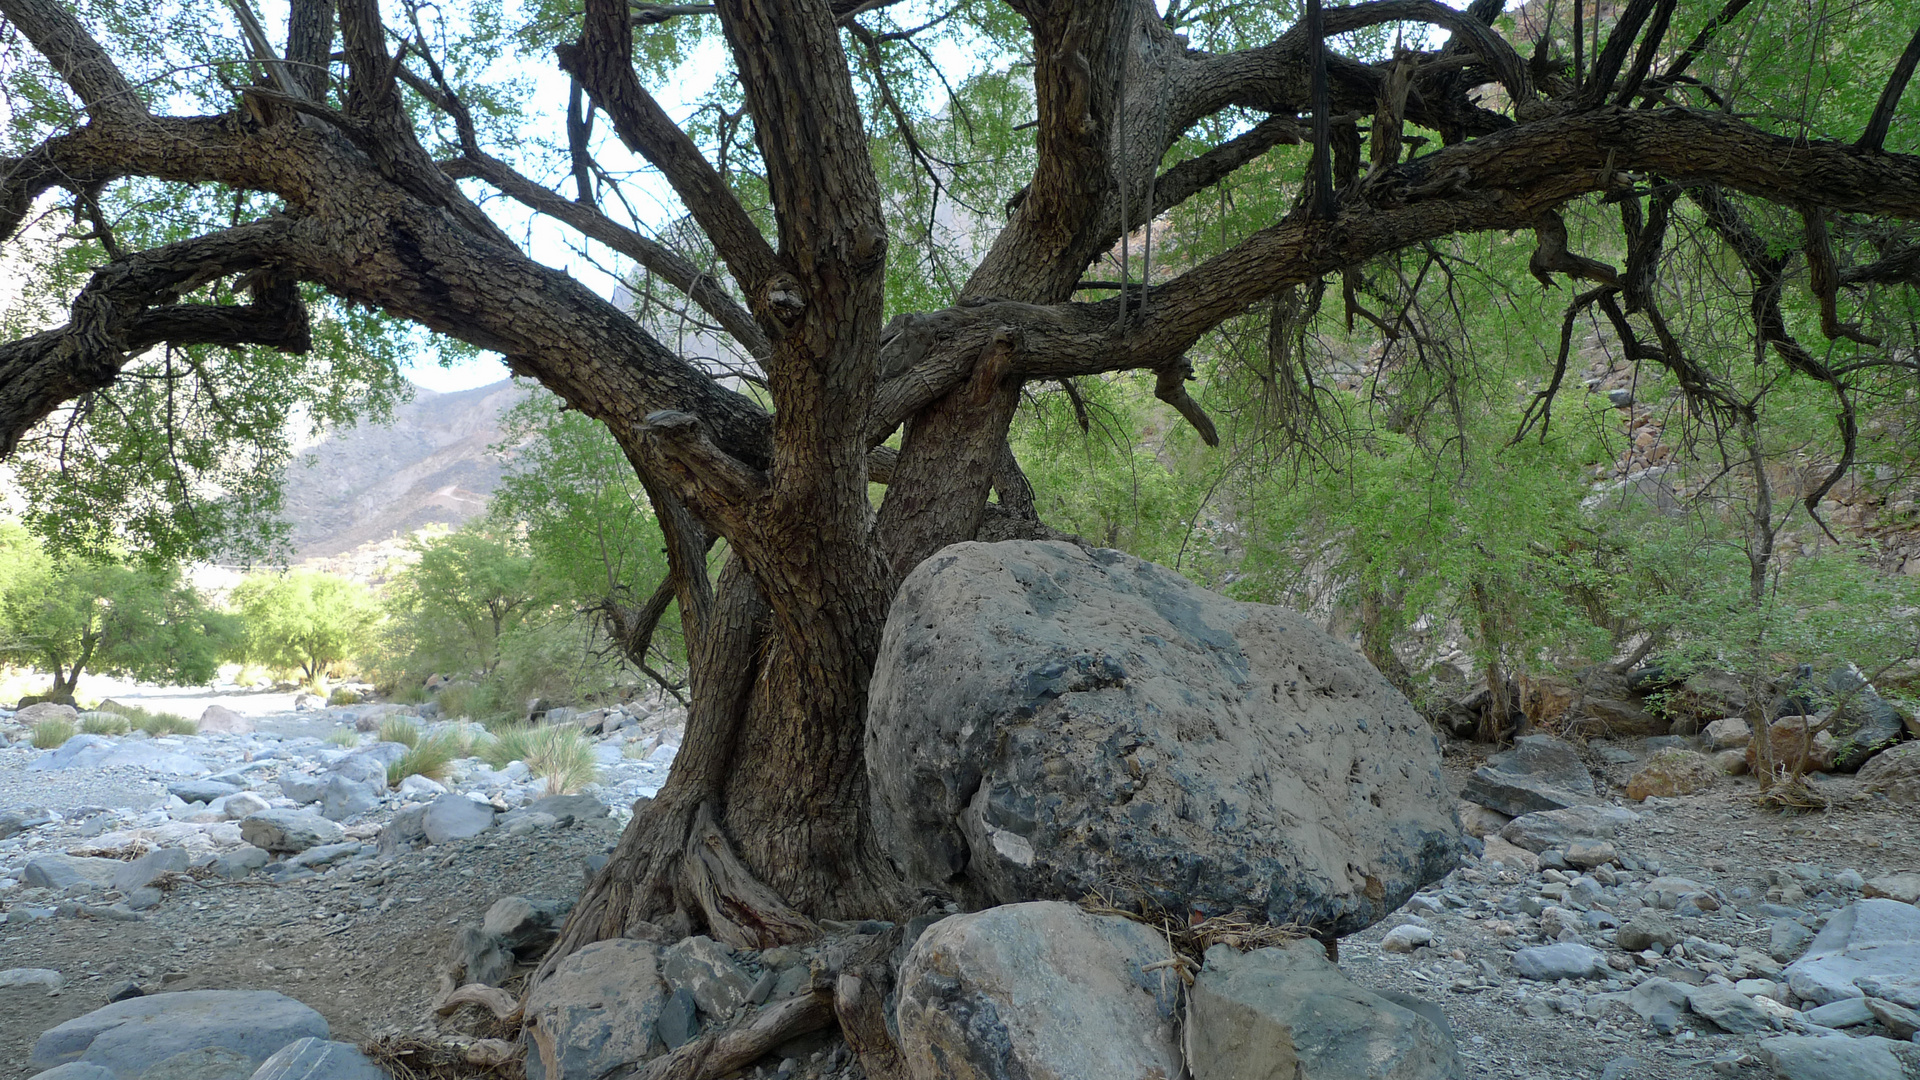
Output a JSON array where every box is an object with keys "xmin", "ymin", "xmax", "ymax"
[
  {"xmin": 5, "ymin": 0, "xmax": 1920, "ymax": 1004},
  {"xmin": 231, "ymin": 568, "xmax": 379, "ymax": 684}
]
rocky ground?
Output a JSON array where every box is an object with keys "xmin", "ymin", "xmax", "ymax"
[{"xmin": 0, "ymin": 693, "xmax": 1916, "ymax": 1080}]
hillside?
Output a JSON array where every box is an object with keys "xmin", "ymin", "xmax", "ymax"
[{"xmin": 280, "ymin": 379, "xmax": 532, "ymax": 560}]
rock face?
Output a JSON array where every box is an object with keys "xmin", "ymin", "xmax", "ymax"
[
  {"xmin": 868, "ymin": 541, "xmax": 1460, "ymax": 937},
  {"xmin": 30, "ymin": 990, "xmax": 327, "ymax": 1079},
  {"xmin": 238, "ymin": 810, "xmax": 345, "ymax": 854},
  {"xmin": 1857, "ymin": 741, "xmax": 1920, "ymax": 804},
  {"xmin": 524, "ymin": 939, "xmax": 668, "ymax": 1080},
  {"xmin": 1460, "ymin": 735, "xmax": 1597, "ymax": 815},
  {"xmin": 895, "ymin": 902, "xmax": 1183, "ymax": 1080},
  {"xmin": 1781, "ymin": 899, "xmax": 1920, "ymax": 1006},
  {"xmin": 1188, "ymin": 940, "xmax": 1456, "ymax": 1080}
]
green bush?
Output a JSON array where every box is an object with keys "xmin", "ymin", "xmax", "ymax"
[
  {"xmin": 133, "ymin": 711, "xmax": 196, "ymax": 736},
  {"xmin": 388, "ymin": 729, "xmax": 463, "ymax": 786},
  {"xmin": 79, "ymin": 713, "xmax": 131, "ymax": 736},
  {"xmin": 31, "ymin": 717, "xmax": 75, "ymax": 748},
  {"xmin": 436, "ymin": 682, "xmax": 490, "ymax": 723},
  {"xmin": 478, "ymin": 723, "xmax": 533, "ymax": 770},
  {"xmin": 521, "ymin": 725, "xmax": 599, "ymax": 795},
  {"xmin": 327, "ymin": 686, "xmax": 365, "ymax": 706},
  {"xmin": 377, "ymin": 715, "xmax": 421, "ymax": 748}
]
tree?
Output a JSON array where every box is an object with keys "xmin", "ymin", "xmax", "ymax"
[
  {"xmin": 386, "ymin": 521, "xmax": 544, "ymax": 680},
  {"xmin": 230, "ymin": 569, "xmax": 378, "ymax": 685},
  {"xmin": 0, "ymin": 523, "xmax": 237, "ymax": 699},
  {"xmin": 5, "ymin": 0, "xmax": 1920, "ymax": 1019}
]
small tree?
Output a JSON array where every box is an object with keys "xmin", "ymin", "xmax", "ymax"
[
  {"xmin": 0, "ymin": 524, "xmax": 237, "ymax": 700},
  {"xmin": 231, "ymin": 569, "xmax": 378, "ymax": 687},
  {"xmin": 386, "ymin": 522, "xmax": 543, "ymax": 680}
]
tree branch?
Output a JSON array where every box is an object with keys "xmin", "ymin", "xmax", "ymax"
[
  {"xmin": 1858, "ymin": 26, "xmax": 1920, "ymax": 153},
  {"xmin": 0, "ymin": 0, "xmax": 145, "ymax": 121}
]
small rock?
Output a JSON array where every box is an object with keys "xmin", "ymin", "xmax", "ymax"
[
  {"xmin": 0, "ymin": 806, "xmax": 55, "ymax": 839},
  {"xmin": 396, "ymin": 774, "xmax": 446, "ymax": 797},
  {"xmin": 1865, "ymin": 996, "xmax": 1920, "ymax": 1039},
  {"xmin": 1456, "ymin": 801, "xmax": 1512, "ymax": 839},
  {"xmin": 482, "ymin": 896, "xmax": 573, "ymax": 956},
  {"xmin": 0, "ymin": 967, "xmax": 65, "ymax": 991},
  {"xmin": 197, "ymin": 705, "xmax": 252, "ymax": 735},
  {"xmin": 105, "ymin": 981, "xmax": 142, "ymax": 1003},
  {"xmin": 1626, "ymin": 749, "xmax": 1719, "ymax": 801},
  {"xmin": 1686, "ymin": 984, "xmax": 1777, "ymax": 1034},
  {"xmin": 109, "ymin": 849, "xmax": 189, "ymax": 893},
  {"xmin": 1772, "ymin": 919, "xmax": 1815, "ymax": 963},
  {"xmin": 1711, "ymin": 749, "xmax": 1750, "ymax": 775},
  {"xmin": 523, "ymin": 939, "xmax": 668, "ymax": 1080},
  {"xmin": 238, "ymin": 810, "xmax": 345, "ymax": 854},
  {"xmin": 1462, "ymin": 735, "xmax": 1597, "ymax": 816},
  {"xmin": 167, "ymin": 779, "xmax": 242, "ymax": 804},
  {"xmin": 421, "ymin": 794, "xmax": 496, "ymax": 845},
  {"xmin": 1381, "ymin": 924, "xmax": 1435, "ymax": 953},
  {"xmin": 1628, "ymin": 977, "xmax": 1689, "ymax": 1035},
  {"xmin": 661, "ymin": 936, "xmax": 755, "ymax": 1017},
  {"xmin": 656, "ymin": 987, "xmax": 699, "ymax": 1051},
  {"xmin": 221, "ymin": 792, "xmax": 270, "ymax": 820},
  {"xmin": 1704, "ymin": 717, "xmax": 1752, "ymax": 750},
  {"xmin": 1863, "ymin": 872, "xmax": 1920, "ymax": 904},
  {"xmin": 1857, "ymin": 741, "xmax": 1920, "ymax": 803},
  {"xmin": 1804, "ymin": 996, "xmax": 1876, "ymax": 1028},
  {"xmin": 23, "ymin": 855, "xmax": 122, "ymax": 891},
  {"xmin": 1617, "ymin": 914, "xmax": 1682, "ymax": 952},
  {"xmin": 1564, "ymin": 839, "xmax": 1618, "ymax": 868},
  {"xmin": 1498, "ymin": 804, "xmax": 1638, "ymax": 853},
  {"xmin": 1511, "ymin": 942, "xmax": 1608, "ymax": 981}
]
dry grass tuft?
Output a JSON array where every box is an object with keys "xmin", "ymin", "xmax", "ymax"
[
  {"xmin": 379, "ymin": 715, "xmax": 423, "ymax": 748},
  {"xmin": 31, "ymin": 718, "xmax": 76, "ymax": 748},
  {"xmin": 1080, "ymin": 887, "xmax": 1305, "ymax": 970},
  {"xmin": 1759, "ymin": 777, "xmax": 1829, "ymax": 813},
  {"xmin": 361, "ymin": 1033, "xmax": 524, "ymax": 1080}
]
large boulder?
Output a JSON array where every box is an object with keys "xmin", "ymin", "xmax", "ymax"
[
  {"xmin": 868, "ymin": 541, "xmax": 1460, "ymax": 937},
  {"xmin": 197, "ymin": 705, "xmax": 252, "ymax": 735},
  {"xmin": 1858, "ymin": 741, "xmax": 1920, "ymax": 804},
  {"xmin": 524, "ymin": 939, "xmax": 668, "ymax": 1080},
  {"xmin": 244, "ymin": 1038, "xmax": 388, "ymax": 1080},
  {"xmin": 1497, "ymin": 804, "xmax": 1637, "ymax": 854},
  {"xmin": 1460, "ymin": 735, "xmax": 1597, "ymax": 816},
  {"xmin": 421, "ymin": 794, "xmax": 496, "ymax": 844},
  {"xmin": 1188, "ymin": 940, "xmax": 1456, "ymax": 1080},
  {"xmin": 894, "ymin": 902, "xmax": 1183, "ymax": 1080},
  {"xmin": 1781, "ymin": 899, "xmax": 1920, "ymax": 1006},
  {"xmin": 238, "ymin": 810, "xmax": 345, "ymax": 854},
  {"xmin": 29, "ymin": 990, "xmax": 327, "ymax": 1079},
  {"xmin": 23, "ymin": 855, "xmax": 123, "ymax": 891}
]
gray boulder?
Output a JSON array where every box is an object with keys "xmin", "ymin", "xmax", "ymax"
[
  {"xmin": 91, "ymin": 742, "xmax": 209, "ymax": 776},
  {"xmin": 27, "ymin": 734, "xmax": 114, "ymax": 772},
  {"xmin": 319, "ymin": 774, "xmax": 381, "ymax": 821},
  {"xmin": 1858, "ymin": 742, "xmax": 1920, "ymax": 804},
  {"xmin": 895, "ymin": 901, "xmax": 1183, "ymax": 1080},
  {"xmin": 1684, "ymin": 984, "xmax": 1776, "ymax": 1034},
  {"xmin": 1189, "ymin": 940, "xmax": 1456, "ymax": 1080},
  {"xmin": 1511, "ymin": 942, "xmax": 1608, "ymax": 980},
  {"xmin": 276, "ymin": 773, "xmax": 326, "ymax": 804},
  {"xmin": 24, "ymin": 855, "xmax": 122, "ymax": 890},
  {"xmin": 238, "ymin": 810, "xmax": 345, "ymax": 854},
  {"xmin": 660, "ymin": 936, "xmax": 753, "ymax": 1018},
  {"xmin": 30, "ymin": 990, "xmax": 327, "ymax": 1079},
  {"xmin": 868, "ymin": 541, "xmax": 1460, "ymax": 938},
  {"xmin": 0, "ymin": 806, "xmax": 55, "ymax": 839},
  {"xmin": 1760, "ymin": 1035, "xmax": 1909, "ymax": 1080},
  {"xmin": 327, "ymin": 753, "xmax": 389, "ymax": 786},
  {"xmin": 211, "ymin": 847, "xmax": 270, "ymax": 881},
  {"xmin": 1498, "ymin": 804, "xmax": 1638, "ymax": 853},
  {"xmin": 377, "ymin": 804, "xmax": 428, "ymax": 856},
  {"xmin": 1782, "ymin": 899, "xmax": 1920, "ymax": 1006},
  {"xmin": 1461, "ymin": 735, "xmax": 1597, "ymax": 816},
  {"xmin": 526, "ymin": 793, "xmax": 609, "ymax": 822},
  {"xmin": 168, "ymin": 779, "xmax": 242, "ymax": 804},
  {"xmin": 197, "ymin": 705, "xmax": 252, "ymax": 735},
  {"xmin": 109, "ymin": 848, "xmax": 189, "ymax": 893},
  {"xmin": 0, "ymin": 968, "xmax": 66, "ymax": 991},
  {"xmin": 524, "ymin": 939, "xmax": 668, "ymax": 1080},
  {"xmin": 246, "ymin": 1037, "xmax": 387, "ymax": 1080},
  {"xmin": 421, "ymin": 794, "xmax": 495, "ymax": 844},
  {"xmin": 16, "ymin": 702, "xmax": 80, "ymax": 725}
]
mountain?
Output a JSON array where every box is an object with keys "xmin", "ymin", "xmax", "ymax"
[{"xmin": 280, "ymin": 379, "xmax": 533, "ymax": 560}]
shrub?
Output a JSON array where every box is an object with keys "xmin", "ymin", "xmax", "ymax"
[
  {"xmin": 521, "ymin": 725, "xmax": 599, "ymax": 795},
  {"xmin": 377, "ymin": 715, "xmax": 421, "ymax": 748},
  {"xmin": 328, "ymin": 686, "xmax": 365, "ymax": 706},
  {"xmin": 436, "ymin": 682, "xmax": 489, "ymax": 723},
  {"xmin": 80, "ymin": 713, "xmax": 131, "ymax": 736},
  {"xmin": 31, "ymin": 717, "xmax": 75, "ymax": 748},
  {"xmin": 326, "ymin": 728, "xmax": 360, "ymax": 748},
  {"xmin": 132, "ymin": 711, "xmax": 196, "ymax": 736},
  {"xmin": 478, "ymin": 724, "xmax": 533, "ymax": 770},
  {"xmin": 388, "ymin": 729, "xmax": 463, "ymax": 786}
]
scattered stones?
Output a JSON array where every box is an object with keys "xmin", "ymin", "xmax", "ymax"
[
  {"xmin": 1188, "ymin": 940, "xmax": 1457, "ymax": 1080},
  {"xmin": 1462, "ymin": 735, "xmax": 1598, "ymax": 816},
  {"xmin": 1625, "ymin": 749, "xmax": 1719, "ymax": 801},
  {"xmin": 523, "ymin": 939, "xmax": 668, "ymax": 1080},
  {"xmin": 30, "ymin": 990, "xmax": 328, "ymax": 1079},
  {"xmin": 1510, "ymin": 942, "xmax": 1609, "ymax": 980},
  {"xmin": 867, "ymin": 540, "xmax": 1460, "ymax": 939},
  {"xmin": 421, "ymin": 794, "xmax": 496, "ymax": 844},
  {"xmin": 1857, "ymin": 741, "xmax": 1920, "ymax": 804},
  {"xmin": 238, "ymin": 810, "xmax": 345, "ymax": 854},
  {"xmin": 896, "ymin": 901, "xmax": 1183, "ymax": 1080}
]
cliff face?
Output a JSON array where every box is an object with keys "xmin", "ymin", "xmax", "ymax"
[{"xmin": 281, "ymin": 379, "xmax": 531, "ymax": 560}]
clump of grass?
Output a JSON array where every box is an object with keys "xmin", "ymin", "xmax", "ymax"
[
  {"xmin": 326, "ymin": 728, "xmax": 361, "ymax": 748},
  {"xmin": 388, "ymin": 729, "xmax": 463, "ymax": 786},
  {"xmin": 80, "ymin": 713, "xmax": 131, "ymax": 736},
  {"xmin": 134, "ymin": 711, "xmax": 197, "ymax": 736},
  {"xmin": 445, "ymin": 721, "xmax": 489, "ymax": 757},
  {"xmin": 31, "ymin": 718, "xmax": 76, "ymax": 748},
  {"xmin": 521, "ymin": 725, "xmax": 599, "ymax": 795},
  {"xmin": 378, "ymin": 715, "xmax": 422, "ymax": 748},
  {"xmin": 436, "ymin": 682, "xmax": 486, "ymax": 723},
  {"xmin": 328, "ymin": 686, "xmax": 366, "ymax": 706},
  {"xmin": 477, "ymin": 723, "xmax": 534, "ymax": 770}
]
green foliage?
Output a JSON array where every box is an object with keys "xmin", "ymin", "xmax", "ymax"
[
  {"xmin": 385, "ymin": 522, "xmax": 544, "ymax": 680},
  {"xmin": 133, "ymin": 711, "xmax": 197, "ymax": 736},
  {"xmin": 231, "ymin": 570, "xmax": 380, "ymax": 685},
  {"xmin": 0, "ymin": 521, "xmax": 240, "ymax": 696},
  {"xmin": 387, "ymin": 729, "xmax": 464, "ymax": 786},
  {"xmin": 30, "ymin": 718, "xmax": 75, "ymax": 748},
  {"xmin": 477, "ymin": 723, "xmax": 533, "ymax": 769},
  {"xmin": 79, "ymin": 713, "xmax": 130, "ymax": 736},
  {"xmin": 326, "ymin": 728, "xmax": 361, "ymax": 749},
  {"xmin": 518, "ymin": 724, "xmax": 600, "ymax": 795},
  {"xmin": 377, "ymin": 715, "xmax": 422, "ymax": 748}
]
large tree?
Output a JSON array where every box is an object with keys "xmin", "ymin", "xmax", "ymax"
[{"xmin": 5, "ymin": 0, "xmax": 1920, "ymax": 1000}]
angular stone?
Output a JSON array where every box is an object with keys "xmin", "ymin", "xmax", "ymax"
[
  {"xmin": 1380, "ymin": 924, "xmax": 1434, "ymax": 953},
  {"xmin": 1189, "ymin": 940, "xmax": 1456, "ymax": 1080},
  {"xmin": 525, "ymin": 794, "xmax": 609, "ymax": 822},
  {"xmin": 1616, "ymin": 914, "xmax": 1681, "ymax": 952},
  {"xmin": 377, "ymin": 804, "xmax": 428, "ymax": 856},
  {"xmin": 1712, "ymin": 748, "xmax": 1749, "ymax": 775},
  {"xmin": 27, "ymin": 734, "xmax": 114, "ymax": 772},
  {"xmin": 238, "ymin": 810, "xmax": 345, "ymax": 854},
  {"xmin": 1685, "ymin": 984, "xmax": 1776, "ymax": 1034},
  {"xmin": 1761, "ymin": 1035, "xmax": 1906, "ymax": 1080},
  {"xmin": 16, "ymin": 702, "xmax": 80, "ymax": 725},
  {"xmin": 168, "ymin": 780, "xmax": 242, "ymax": 804},
  {"xmin": 222, "ymin": 793, "xmax": 270, "ymax": 820},
  {"xmin": 1704, "ymin": 717, "xmax": 1752, "ymax": 750},
  {"xmin": 91, "ymin": 742, "xmax": 209, "ymax": 776},
  {"xmin": 211, "ymin": 847, "xmax": 269, "ymax": 880},
  {"xmin": 482, "ymin": 896, "xmax": 572, "ymax": 956},
  {"xmin": 109, "ymin": 848, "xmax": 188, "ymax": 893},
  {"xmin": 1627, "ymin": 977, "xmax": 1689, "ymax": 1034},
  {"xmin": 1782, "ymin": 899, "xmax": 1920, "ymax": 1006},
  {"xmin": 453, "ymin": 927, "xmax": 513, "ymax": 987},
  {"xmin": 1498, "ymin": 805, "xmax": 1638, "ymax": 854},
  {"xmin": 896, "ymin": 902, "xmax": 1183, "ymax": 1080},
  {"xmin": 287, "ymin": 842, "xmax": 360, "ymax": 870},
  {"xmin": 1772, "ymin": 918, "xmax": 1815, "ymax": 963},
  {"xmin": 327, "ymin": 754, "xmax": 388, "ymax": 787},
  {"xmin": 276, "ymin": 773, "xmax": 326, "ymax": 804},
  {"xmin": 30, "ymin": 990, "xmax": 328, "ymax": 1079},
  {"xmin": 868, "ymin": 541, "xmax": 1460, "ymax": 939},
  {"xmin": 196, "ymin": 706, "xmax": 252, "ymax": 735},
  {"xmin": 1858, "ymin": 742, "xmax": 1920, "ymax": 804},
  {"xmin": 319, "ymin": 774, "xmax": 381, "ymax": 822},
  {"xmin": 655, "ymin": 988, "xmax": 698, "ymax": 1051},
  {"xmin": 1456, "ymin": 801, "xmax": 1511, "ymax": 839},
  {"xmin": 1511, "ymin": 942, "xmax": 1608, "ymax": 980},
  {"xmin": 523, "ymin": 939, "xmax": 668, "ymax": 1080},
  {"xmin": 1644, "ymin": 877, "xmax": 1710, "ymax": 909},
  {"xmin": 0, "ymin": 967, "xmax": 65, "ymax": 991},
  {"xmin": 1805, "ymin": 996, "xmax": 1875, "ymax": 1028},
  {"xmin": 1626, "ymin": 750, "xmax": 1718, "ymax": 801},
  {"xmin": 1564, "ymin": 840, "xmax": 1618, "ymax": 868},
  {"xmin": 421, "ymin": 794, "xmax": 495, "ymax": 844},
  {"xmin": 1865, "ymin": 996, "xmax": 1920, "ymax": 1039},
  {"xmin": 660, "ymin": 936, "xmax": 754, "ymax": 1018},
  {"xmin": 24, "ymin": 855, "xmax": 122, "ymax": 891},
  {"xmin": 245, "ymin": 1037, "xmax": 388, "ymax": 1080},
  {"xmin": 1858, "ymin": 973, "xmax": 1920, "ymax": 1009},
  {"xmin": 1463, "ymin": 735, "xmax": 1598, "ymax": 816},
  {"xmin": 1478, "ymin": 835, "xmax": 1538, "ymax": 871},
  {"xmin": 1748, "ymin": 717, "xmax": 1838, "ymax": 775}
]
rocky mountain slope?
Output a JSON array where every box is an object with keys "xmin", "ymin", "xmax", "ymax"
[{"xmin": 280, "ymin": 380, "xmax": 532, "ymax": 560}]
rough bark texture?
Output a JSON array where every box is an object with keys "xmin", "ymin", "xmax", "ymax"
[{"xmin": 5, "ymin": 0, "xmax": 1920, "ymax": 1031}]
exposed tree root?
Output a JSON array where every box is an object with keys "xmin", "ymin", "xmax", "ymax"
[
  {"xmin": 623, "ymin": 991, "xmax": 837, "ymax": 1080},
  {"xmin": 436, "ymin": 984, "xmax": 521, "ymax": 1022},
  {"xmin": 678, "ymin": 802, "xmax": 818, "ymax": 949}
]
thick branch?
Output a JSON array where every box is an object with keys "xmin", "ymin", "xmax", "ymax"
[
  {"xmin": 0, "ymin": 0, "xmax": 144, "ymax": 120},
  {"xmin": 1859, "ymin": 26, "xmax": 1920, "ymax": 153}
]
